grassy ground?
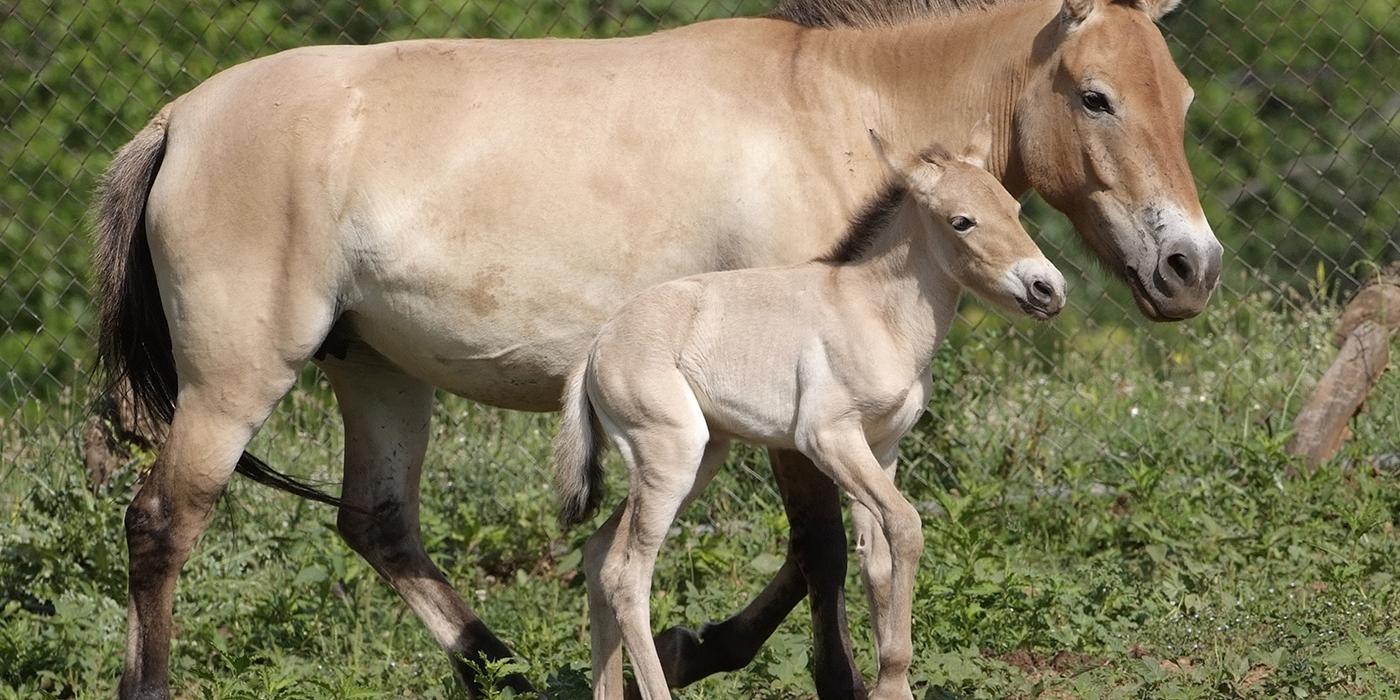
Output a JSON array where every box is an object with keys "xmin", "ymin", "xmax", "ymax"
[{"xmin": 1, "ymin": 289, "xmax": 1398, "ymax": 699}]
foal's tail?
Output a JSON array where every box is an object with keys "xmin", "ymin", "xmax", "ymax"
[
  {"xmin": 93, "ymin": 108, "xmax": 342, "ymax": 508},
  {"xmin": 554, "ymin": 360, "xmax": 606, "ymax": 528}
]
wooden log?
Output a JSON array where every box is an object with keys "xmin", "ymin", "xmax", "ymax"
[
  {"xmin": 1288, "ymin": 320, "xmax": 1390, "ymax": 468},
  {"xmin": 1334, "ymin": 276, "xmax": 1400, "ymax": 347}
]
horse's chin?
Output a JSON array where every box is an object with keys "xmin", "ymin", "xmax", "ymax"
[{"xmin": 1124, "ymin": 265, "xmax": 1194, "ymax": 323}]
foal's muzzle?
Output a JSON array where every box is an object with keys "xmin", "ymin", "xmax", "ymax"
[{"xmin": 1012, "ymin": 261, "xmax": 1067, "ymax": 320}]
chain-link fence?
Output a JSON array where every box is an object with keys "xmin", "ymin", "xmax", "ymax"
[
  {"xmin": 2, "ymin": 0, "xmax": 1400, "ymax": 697},
  {"xmin": 2, "ymin": 0, "xmax": 1397, "ymax": 509},
  {"xmin": 2, "ymin": 1, "xmax": 1388, "ymax": 492}
]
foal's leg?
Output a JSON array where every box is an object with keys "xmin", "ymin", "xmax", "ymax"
[
  {"xmin": 622, "ymin": 440, "xmax": 730, "ymax": 698},
  {"xmin": 802, "ymin": 429, "xmax": 922, "ymax": 700},
  {"xmin": 322, "ymin": 361, "xmax": 531, "ymax": 697},
  {"xmin": 650, "ymin": 449, "xmax": 864, "ymax": 699},
  {"xmin": 585, "ymin": 503, "xmax": 628, "ymax": 700},
  {"xmin": 599, "ymin": 423, "xmax": 711, "ymax": 700},
  {"xmin": 851, "ymin": 445, "xmax": 900, "ymax": 665}
]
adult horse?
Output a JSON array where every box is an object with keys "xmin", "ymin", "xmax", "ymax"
[{"xmin": 95, "ymin": 0, "xmax": 1220, "ymax": 697}]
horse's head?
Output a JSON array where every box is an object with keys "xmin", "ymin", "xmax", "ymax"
[{"xmin": 1016, "ymin": 0, "xmax": 1222, "ymax": 321}]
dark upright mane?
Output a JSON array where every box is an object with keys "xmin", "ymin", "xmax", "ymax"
[
  {"xmin": 770, "ymin": 0, "xmax": 1005, "ymax": 28},
  {"xmin": 819, "ymin": 181, "xmax": 908, "ymax": 264}
]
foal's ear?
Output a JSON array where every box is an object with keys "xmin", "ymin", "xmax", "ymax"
[
  {"xmin": 1061, "ymin": 0, "xmax": 1098, "ymax": 27},
  {"xmin": 961, "ymin": 115, "xmax": 993, "ymax": 170},
  {"xmin": 1141, "ymin": 0, "xmax": 1183, "ymax": 21}
]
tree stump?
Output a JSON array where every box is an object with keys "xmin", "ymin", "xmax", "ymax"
[
  {"xmin": 1287, "ymin": 321, "xmax": 1390, "ymax": 468},
  {"xmin": 1288, "ymin": 263, "xmax": 1398, "ymax": 469}
]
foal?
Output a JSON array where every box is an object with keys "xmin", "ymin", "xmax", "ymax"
[{"xmin": 555, "ymin": 129, "xmax": 1066, "ymax": 700}]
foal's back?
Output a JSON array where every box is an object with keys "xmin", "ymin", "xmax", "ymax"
[{"xmin": 588, "ymin": 264, "xmax": 841, "ymax": 447}]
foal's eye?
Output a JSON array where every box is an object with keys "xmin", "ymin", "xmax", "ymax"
[
  {"xmin": 1081, "ymin": 90, "xmax": 1114, "ymax": 115},
  {"xmin": 950, "ymin": 216, "xmax": 976, "ymax": 233}
]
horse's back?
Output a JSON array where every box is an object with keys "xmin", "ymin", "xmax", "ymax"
[{"xmin": 139, "ymin": 18, "xmax": 855, "ymax": 410}]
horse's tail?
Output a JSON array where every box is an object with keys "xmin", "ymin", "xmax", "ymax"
[
  {"xmin": 93, "ymin": 109, "xmax": 343, "ymax": 508},
  {"xmin": 554, "ymin": 360, "xmax": 606, "ymax": 528}
]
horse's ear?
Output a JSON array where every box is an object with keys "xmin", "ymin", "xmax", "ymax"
[
  {"xmin": 1061, "ymin": 0, "xmax": 1098, "ymax": 27},
  {"xmin": 961, "ymin": 115, "xmax": 993, "ymax": 169},
  {"xmin": 1142, "ymin": 0, "xmax": 1183, "ymax": 21}
]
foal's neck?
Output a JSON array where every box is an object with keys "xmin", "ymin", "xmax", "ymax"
[
  {"xmin": 802, "ymin": 0, "xmax": 1059, "ymax": 194},
  {"xmin": 841, "ymin": 199, "xmax": 961, "ymax": 364}
]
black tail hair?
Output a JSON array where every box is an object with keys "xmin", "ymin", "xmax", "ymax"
[{"xmin": 92, "ymin": 110, "xmax": 343, "ymax": 508}]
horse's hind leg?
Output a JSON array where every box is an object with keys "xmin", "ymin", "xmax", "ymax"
[
  {"xmin": 322, "ymin": 361, "xmax": 531, "ymax": 697},
  {"xmin": 121, "ymin": 334, "xmax": 325, "ymax": 699}
]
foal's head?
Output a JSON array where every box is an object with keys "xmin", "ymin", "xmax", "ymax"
[{"xmin": 873, "ymin": 124, "xmax": 1065, "ymax": 320}]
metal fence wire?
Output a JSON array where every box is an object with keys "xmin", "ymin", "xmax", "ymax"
[{"xmin": 1, "ymin": 0, "xmax": 1398, "ymax": 509}]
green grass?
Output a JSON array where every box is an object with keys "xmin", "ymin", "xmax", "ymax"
[{"xmin": 2, "ymin": 289, "xmax": 1398, "ymax": 699}]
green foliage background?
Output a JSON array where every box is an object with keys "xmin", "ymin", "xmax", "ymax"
[
  {"xmin": 2, "ymin": 0, "xmax": 1398, "ymax": 405},
  {"xmin": 1, "ymin": 1, "xmax": 1398, "ymax": 698}
]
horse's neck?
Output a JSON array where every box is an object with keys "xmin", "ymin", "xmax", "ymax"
[
  {"xmin": 843, "ymin": 200, "xmax": 961, "ymax": 363},
  {"xmin": 801, "ymin": 0, "xmax": 1058, "ymax": 193}
]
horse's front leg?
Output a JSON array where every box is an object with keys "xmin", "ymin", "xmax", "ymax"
[{"xmin": 643, "ymin": 449, "xmax": 866, "ymax": 699}]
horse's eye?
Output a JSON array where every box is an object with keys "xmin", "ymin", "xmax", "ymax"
[
  {"xmin": 1081, "ymin": 90, "xmax": 1113, "ymax": 115},
  {"xmin": 950, "ymin": 216, "xmax": 976, "ymax": 233}
]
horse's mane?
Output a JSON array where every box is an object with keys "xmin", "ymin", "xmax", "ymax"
[
  {"xmin": 770, "ymin": 0, "xmax": 1008, "ymax": 28},
  {"xmin": 819, "ymin": 181, "xmax": 908, "ymax": 264}
]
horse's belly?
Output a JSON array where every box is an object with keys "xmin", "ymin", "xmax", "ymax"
[
  {"xmin": 345, "ymin": 273, "xmax": 604, "ymax": 411},
  {"xmin": 343, "ymin": 217, "xmax": 725, "ymax": 411}
]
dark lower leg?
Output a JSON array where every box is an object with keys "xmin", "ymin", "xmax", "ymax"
[
  {"xmin": 646, "ymin": 557, "xmax": 808, "ymax": 692},
  {"xmin": 421, "ymin": 572, "xmax": 533, "ymax": 696},
  {"xmin": 773, "ymin": 449, "xmax": 866, "ymax": 700},
  {"xmin": 327, "ymin": 367, "xmax": 530, "ymax": 697},
  {"xmin": 340, "ymin": 505, "xmax": 532, "ymax": 697},
  {"xmin": 120, "ymin": 477, "xmax": 208, "ymax": 700}
]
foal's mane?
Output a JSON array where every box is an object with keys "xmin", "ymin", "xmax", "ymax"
[
  {"xmin": 819, "ymin": 181, "xmax": 908, "ymax": 264},
  {"xmin": 770, "ymin": 0, "xmax": 1009, "ymax": 28}
]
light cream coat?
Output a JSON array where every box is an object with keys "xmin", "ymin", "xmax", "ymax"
[{"xmin": 94, "ymin": 0, "xmax": 1217, "ymax": 696}]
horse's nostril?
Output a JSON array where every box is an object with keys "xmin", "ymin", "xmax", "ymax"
[
  {"xmin": 1166, "ymin": 252, "xmax": 1195, "ymax": 284},
  {"xmin": 1031, "ymin": 279, "xmax": 1054, "ymax": 302}
]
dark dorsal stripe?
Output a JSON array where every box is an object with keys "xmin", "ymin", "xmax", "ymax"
[
  {"xmin": 819, "ymin": 181, "xmax": 908, "ymax": 264},
  {"xmin": 770, "ymin": 0, "xmax": 1006, "ymax": 29}
]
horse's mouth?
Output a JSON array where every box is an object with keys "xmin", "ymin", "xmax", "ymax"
[
  {"xmin": 1125, "ymin": 265, "xmax": 1188, "ymax": 322},
  {"xmin": 1017, "ymin": 297, "xmax": 1058, "ymax": 320}
]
